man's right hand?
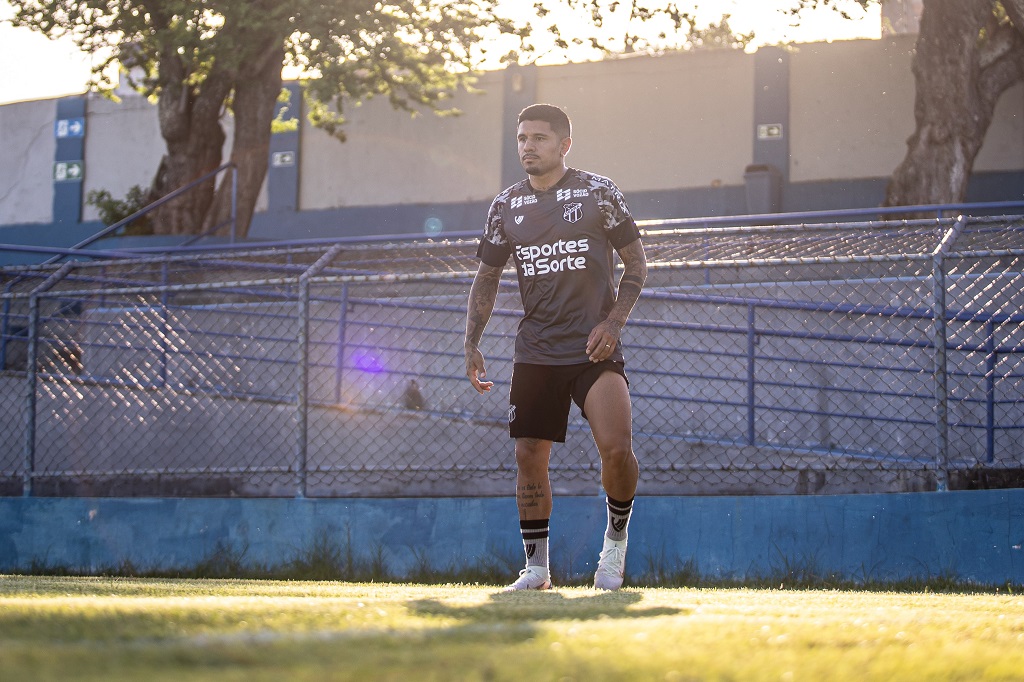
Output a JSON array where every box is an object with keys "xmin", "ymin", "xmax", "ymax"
[{"xmin": 466, "ymin": 347, "xmax": 494, "ymax": 394}]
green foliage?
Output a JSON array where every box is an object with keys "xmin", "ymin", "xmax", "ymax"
[
  {"xmin": 10, "ymin": 0, "xmax": 766, "ymax": 239},
  {"xmin": 10, "ymin": 1, "xmax": 755, "ymax": 138},
  {"xmin": 683, "ymin": 14, "xmax": 755, "ymax": 51},
  {"xmin": 270, "ymin": 87, "xmax": 299, "ymax": 134},
  {"xmin": 9, "ymin": 0, "xmax": 523, "ymax": 138},
  {"xmin": 786, "ymin": 0, "xmax": 876, "ymax": 21},
  {"xmin": 85, "ymin": 185, "xmax": 154, "ymax": 236},
  {"xmin": 189, "ymin": 541, "xmax": 253, "ymax": 579},
  {"xmin": 620, "ymin": 11, "xmax": 756, "ymax": 54},
  {"xmin": 279, "ymin": 529, "xmax": 355, "ymax": 581}
]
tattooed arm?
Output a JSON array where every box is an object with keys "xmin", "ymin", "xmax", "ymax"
[
  {"xmin": 465, "ymin": 262, "xmax": 504, "ymax": 393},
  {"xmin": 586, "ymin": 237, "xmax": 648, "ymax": 362}
]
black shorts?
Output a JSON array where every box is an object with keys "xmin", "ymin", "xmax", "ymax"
[{"xmin": 508, "ymin": 361, "xmax": 628, "ymax": 442}]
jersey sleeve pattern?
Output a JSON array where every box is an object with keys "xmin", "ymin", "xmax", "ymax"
[
  {"xmin": 476, "ymin": 185, "xmax": 516, "ymax": 267},
  {"xmin": 579, "ymin": 171, "xmax": 641, "ymax": 248}
]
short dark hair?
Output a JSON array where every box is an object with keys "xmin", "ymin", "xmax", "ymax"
[{"xmin": 518, "ymin": 104, "xmax": 571, "ymax": 139}]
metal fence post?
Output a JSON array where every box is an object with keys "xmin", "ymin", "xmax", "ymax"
[
  {"xmin": 702, "ymin": 234, "xmax": 711, "ymax": 286},
  {"xmin": 230, "ymin": 165, "xmax": 238, "ymax": 244},
  {"xmin": 294, "ymin": 244, "xmax": 345, "ymax": 498},
  {"xmin": 335, "ymin": 283, "xmax": 349, "ymax": 404},
  {"xmin": 21, "ymin": 293, "xmax": 40, "ymax": 497},
  {"xmin": 295, "ymin": 275, "xmax": 310, "ymax": 498},
  {"xmin": 984, "ymin": 318, "xmax": 996, "ymax": 464},
  {"xmin": 747, "ymin": 304, "xmax": 757, "ymax": 446},
  {"xmin": 930, "ymin": 216, "xmax": 965, "ymax": 492},
  {"xmin": 22, "ymin": 262, "xmax": 74, "ymax": 496},
  {"xmin": 931, "ymin": 253, "xmax": 949, "ymax": 492},
  {"xmin": 159, "ymin": 259, "xmax": 170, "ymax": 389},
  {"xmin": 0, "ymin": 292, "xmax": 11, "ymax": 371}
]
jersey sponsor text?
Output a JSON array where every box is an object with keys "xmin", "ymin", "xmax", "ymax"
[{"xmin": 515, "ymin": 238, "xmax": 589, "ymax": 277}]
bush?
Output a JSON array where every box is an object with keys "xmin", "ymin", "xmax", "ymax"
[{"xmin": 86, "ymin": 185, "xmax": 154, "ymax": 236}]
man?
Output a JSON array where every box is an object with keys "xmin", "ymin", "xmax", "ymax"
[{"xmin": 465, "ymin": 103, "xmax": 647, "ymax": 591}]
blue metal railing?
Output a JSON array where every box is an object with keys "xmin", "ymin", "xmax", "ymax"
[
  {"xmin": 4, "ymin": 198, "xmax": 1024, "ymax": 265},
  {"xmin": 24, "ymin": 279, "xmax": 1020, "ymax": 467},
  {"xmin": 3, "ymin": 202, "xmax": 1024, "ymax": 496},
  {"xmin": 39, "ymin": 162, "xmax": 238, "ymax": 265}
]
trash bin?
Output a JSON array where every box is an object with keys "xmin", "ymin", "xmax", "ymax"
[{"xmin": 743, "ymin": 164, "xmax": 783, "ymax": 214}]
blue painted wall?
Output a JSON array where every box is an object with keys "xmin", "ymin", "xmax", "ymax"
[
  {"xmin": 266, "ymin": 82, "xmax": 302, "ymax": 216},
  {"xmin": 4, "ymin": 42, "xmax": 1024, "ymax": 260},
  {"xmin": 0, "ymin": 220, "xmax": 104, "ymax": 264},
  {"xmin": 2, "ymin": 491, "xmax": 1021, "ymax": 585},
  {"xmin": 52, "ymin": 96, "xmax": 87, "ymax": 226},
  {"xmin": 241, "ymin": 169, "xmax": 1024, "ymax": 242},
  {"xmin": 4, "ymin": 169, "xmax": 1022, "ymax": 261}
]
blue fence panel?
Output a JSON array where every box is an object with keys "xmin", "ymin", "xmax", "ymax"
[{"xmin": 1, "ymin": 208, "xmax": 1023, "ymax": 496}]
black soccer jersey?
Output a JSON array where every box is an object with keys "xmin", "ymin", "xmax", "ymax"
[{"xmin": 477, "ymin": 168, "xmax": 641, "ymax": 365}]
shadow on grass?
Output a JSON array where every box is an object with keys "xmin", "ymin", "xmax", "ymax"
[{"xmin": 410, "ymin": 588, "xmax": 687, "ymax": 625}]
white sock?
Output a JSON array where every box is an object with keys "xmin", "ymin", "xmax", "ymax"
[
  {"xmin": 520, "ymin": 518, "xmax": 549, "ymax": 574},
  {"xmin": 605, "ymin": 496, "xmax": 633, "ymax": 542}
]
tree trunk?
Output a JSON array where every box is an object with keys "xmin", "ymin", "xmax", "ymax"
[
  {"xmin": 204, "ymin": 41, "xmax": 286, "ymax": 240},
  {"xmin": 147, "ymin": 51, "xmax": 234, "ymax": 236},
  {"xmin": 884, "ymin": 0, "xmax": 1024, "ymax": 208}
]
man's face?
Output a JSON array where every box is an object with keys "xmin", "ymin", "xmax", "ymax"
[{"xmin": 517, "ymin": 119, "xmax": 569, "ymax": 177}]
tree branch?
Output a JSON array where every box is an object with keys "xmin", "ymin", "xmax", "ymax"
[{"xmin": 977, "ymin": 16, "xmax": 1024, "ymax": 114}]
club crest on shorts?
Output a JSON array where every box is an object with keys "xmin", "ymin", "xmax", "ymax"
[
  {"xmin": 562, "ymin": 202, "xmax": 583, "ymax": 224},
  {"xmin": 508, "ymin": 404, "xmax": 517, "ymax": 423}
]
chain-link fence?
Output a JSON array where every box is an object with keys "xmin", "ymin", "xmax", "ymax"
[{"xmin": 2, "ymin": 213, "xmax": 1023, "ymax": 497}]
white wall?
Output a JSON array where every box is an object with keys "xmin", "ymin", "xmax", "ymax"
[
  {"xmin": 789, "ymin": 36, "xmax": 918, "ymax": 183},
  {"xmin": 2, "ymin": 37, "xmax": 1022, "ymax": 228},
  {"xmin": 0, "ymin": 98, "xmax": 57, "ymax": 224},
  {"xmin": 82, "ymin": 95, "xmax": 164, "ymax": 222},
  {"xmin": 299, "ymin": 70, "xmax": 505, "ymax": 210},
  {"xmin": 539, "ymin": 50, "xmax": 755, "ymax": 192}
]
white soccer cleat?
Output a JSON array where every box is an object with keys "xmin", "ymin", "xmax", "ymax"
[
  {"xmin": 594, "ymin": 538, "xmax": 627, "ymax": 591},
  {"xmin": 503, "ymin": 566, "xmax": 552, "ymax": 591}
]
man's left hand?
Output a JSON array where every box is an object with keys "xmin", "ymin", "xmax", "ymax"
[{"xmin": 586, "ymin": 321, "xmax": 622, "ymax": 362}]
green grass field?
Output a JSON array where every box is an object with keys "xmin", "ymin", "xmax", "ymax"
[{"xmin": 1, "ymin": 576, "xmax": 1022, "ymax": 681}]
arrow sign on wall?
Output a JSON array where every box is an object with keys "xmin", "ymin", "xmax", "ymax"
[
  {"xmin": 55, "ymin": 118, "xmax": 86, "ymax": 139},
  {"xmin": 54, "ymin": 161, "xmax": 84, "ymax": 182},
  {"xmin": 271, "ymin": 151, "xmax": 296, "ymax": 167}
]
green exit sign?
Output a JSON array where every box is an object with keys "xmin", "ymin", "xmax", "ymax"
[{"xmin": 54, "ymin": 161, "xmax": 84, "ymax": 182}]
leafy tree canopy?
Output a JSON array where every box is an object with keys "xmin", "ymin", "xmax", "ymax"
[
  {"xmin": 9, "ymin": 0, "xmax": 755, "ymax": 236},
  {"xmin": 12, "ymin": 0, "xmax": 524, "ymax": 133}
]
